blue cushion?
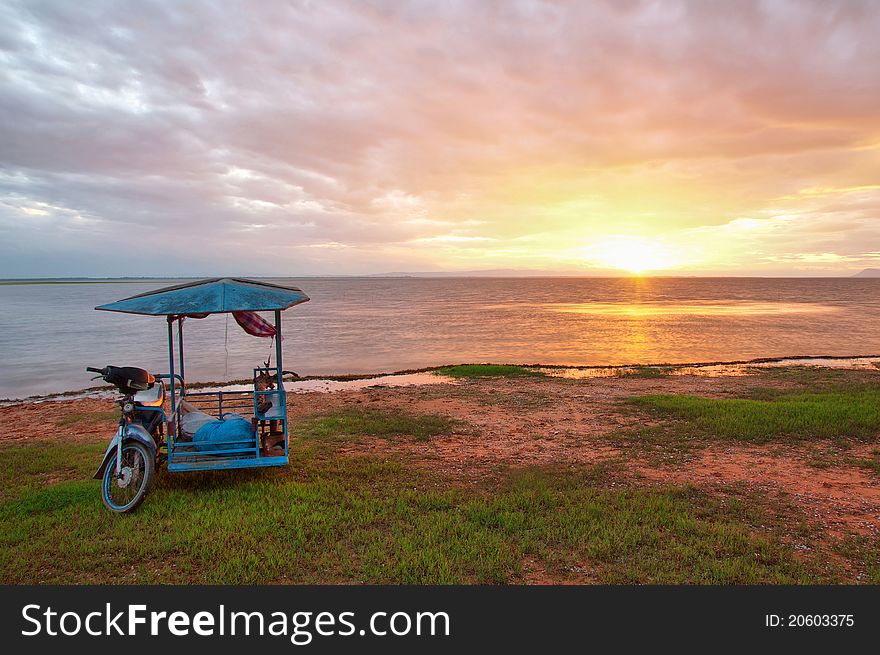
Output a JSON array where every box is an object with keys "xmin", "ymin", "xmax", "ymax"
[{"xmin": 191, "ymin": 416, "xmax": 254, "ymax": 452}]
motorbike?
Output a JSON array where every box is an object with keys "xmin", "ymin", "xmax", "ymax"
[{"xmin": 87, "ymin": 365, "xmax": 167, "ymax": 512}]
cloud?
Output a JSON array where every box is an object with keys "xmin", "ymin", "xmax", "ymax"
[{"xmin": 1, "ymin": 0, "xmax": 879, "ymax": 276}]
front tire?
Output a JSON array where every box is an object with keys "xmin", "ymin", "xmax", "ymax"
[{"xmin": 102, "ymin": 442, "xmax": 155, "ymax": 513}]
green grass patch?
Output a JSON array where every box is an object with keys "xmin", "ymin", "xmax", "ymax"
[
  {"xmin": 833, "ymin": 535, "xmax": 880, "ymax": 584},
  {"xmin": 291, "ymin": 408, "xmax": 463, "ymax": 442},
  {"xmin": 628, "ymin": 388, "xmax": 880, "ymax": 444},
  {"xmin": 435, "ymin": 364, "xmax": 544, "ymax": 378},
  {"xmin": 0, "ymin": 441, "xmax": 105, "ymax": 501},
  {"xmin": 756, "ymin": 366, "xmax": 880, "ymax": 389},
  {"xmin": 856, "ymin": 449, "xmax": 880, "ymax": 475},
  {"xmin": 55, "ymin": 410, "xmax": 118, "ymax": 428},
  {"xmin": 0, "ymin": 439, "xmax": 832, "ymax": 584}
]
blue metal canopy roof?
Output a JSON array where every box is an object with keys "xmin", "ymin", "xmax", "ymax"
[{"xmin": 95, "ymin": 278, "xmax": 309, "ymax": 316}]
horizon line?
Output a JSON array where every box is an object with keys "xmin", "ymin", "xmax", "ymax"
[{"xmin": 2, "ymin": 271, "xmax": 878, "ymax": 282}]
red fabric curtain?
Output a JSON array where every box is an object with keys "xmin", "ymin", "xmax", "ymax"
[{"xmin": 232, "ymin": 310, "xmax": 276, "ymax": 338}]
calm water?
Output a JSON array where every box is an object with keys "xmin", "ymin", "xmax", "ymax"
[{"xmin": 2, "ymin": 277, "xmax": 880, "ymax": 398}]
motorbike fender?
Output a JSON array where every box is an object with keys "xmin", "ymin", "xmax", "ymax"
[{"xmin": 92, "ymin": 425, "xmax": 157, "ymax": 480}]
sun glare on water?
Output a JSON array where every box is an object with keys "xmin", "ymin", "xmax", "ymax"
[{"xmin": 586, "ymin": 236, "xmax": 680, "ymax": 274}]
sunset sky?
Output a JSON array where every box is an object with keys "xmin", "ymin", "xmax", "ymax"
[{"xmin": 1, "ymin": 0, "xmax": 879, "ymax": 277}]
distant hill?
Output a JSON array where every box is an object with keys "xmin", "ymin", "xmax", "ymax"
[{"xmin": 852, "ymin": 269, "xmax": 880, "ymax": 278}]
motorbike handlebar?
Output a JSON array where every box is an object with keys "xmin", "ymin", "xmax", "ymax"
[{"xmin": 86, "ymin": 366, "xmax": 105, "ymax": 374}]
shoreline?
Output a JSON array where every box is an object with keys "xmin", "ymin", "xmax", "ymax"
[{"xmin": 4, "ymin": 353, "xmax": 880, "ymax": 405}]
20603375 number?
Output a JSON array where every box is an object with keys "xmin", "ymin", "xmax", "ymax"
[{"xmin": 787, "ymin": 614, "xmax": 854, "ymax": 627}]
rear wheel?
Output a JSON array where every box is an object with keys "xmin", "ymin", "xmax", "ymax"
[{"xmin": 102, "ymin": 442, "xmax": 154, "ymax": 513}]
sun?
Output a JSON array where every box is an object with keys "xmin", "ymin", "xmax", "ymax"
[{"xmin": 585, "ymin": 235, "xmax": 679, "ymax": 274}]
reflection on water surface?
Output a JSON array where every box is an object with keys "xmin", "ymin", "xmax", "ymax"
[{"xmin": 545, "ymin": 301, "xmax": 838, "ymax": 317}]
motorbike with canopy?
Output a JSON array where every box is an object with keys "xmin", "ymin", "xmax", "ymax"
[{"xmin": 87, "ymin": 277, "xmax": 309, "ymax": 512}]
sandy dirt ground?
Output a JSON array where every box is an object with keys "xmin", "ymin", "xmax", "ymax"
[{"xmin": 3, "ymin": 372, "xmax": 879, "ymax": 543}]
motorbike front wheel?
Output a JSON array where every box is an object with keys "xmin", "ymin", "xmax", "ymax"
[{"xmin": 101, "ymin": 442, "xmax": 155, "ymax": 513}]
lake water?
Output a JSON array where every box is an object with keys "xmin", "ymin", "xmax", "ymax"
[{"xmin": 2, "ymin": 277, "xmax": 880, "ymax": 398}]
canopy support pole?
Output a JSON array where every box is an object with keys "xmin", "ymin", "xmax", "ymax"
[
  {"xmin": 274, "ymin": 310, "xmax": 286, "ymax": 456},
  {"xmin": 167, "ymin": 317, "xmax": 176, "ymax": 439},
  {"xmin": 274, "ymin": 310, "xmax": 282, "ymax": 387},
  {"xmin": 177, "ymin": 318, "xmax": 185, "ymax": 381}
]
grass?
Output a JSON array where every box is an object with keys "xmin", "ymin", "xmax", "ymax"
[
  {"xmin": 628, "ymin": 387, "xmax": 880, "ymax": 444},
  {"xmin": 55, "ymin": 410, "xmax": 118, "ymax": 428},
  {"xmin": 856, "ymin": 449, "xmax": 880, "ymax": 475},
  {"xmin": 0, "ymin": 437, "xmax": 831, "ymax": 584},
  {"xmin": 756, "ymin": 366, "xmax": 880, "ymax": 389},
  {"xmin": 290, "ymin": 408, "xmax": 463, "ymax": 442},
  {"xmin": 434, "ymin": 364, "xmax": 544, "ymax": 379},
  {"xmin": 0, "ymin": 441, "xmax": 105, "ymax": 502},
  {"xmin": 834, "ymin": 535, "xmax": 880, "ymax": 584}
]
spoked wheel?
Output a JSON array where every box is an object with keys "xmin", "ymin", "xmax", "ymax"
[{"xmin": 102, "ymin": 442, "xmax": 155, "ymax": 513}]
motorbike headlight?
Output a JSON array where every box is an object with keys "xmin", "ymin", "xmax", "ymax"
[{"xmin": 123, "ymin": 402, "xmax": 135, "ymax": 414}]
